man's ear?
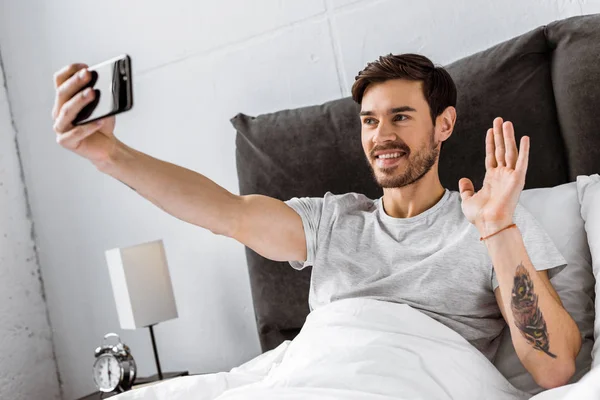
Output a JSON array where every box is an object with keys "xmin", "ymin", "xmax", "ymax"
[{"xmin": 437, "ymin": 106, "xmax": 457, "ymax": 142}]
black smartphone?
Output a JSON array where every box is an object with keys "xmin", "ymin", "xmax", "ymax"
[{"xmin": 72, "ymin": 54, "xmax": 133, "ymax": 126}]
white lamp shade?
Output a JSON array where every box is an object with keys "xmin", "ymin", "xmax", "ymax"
[{"xmin": 105, "ymin": 239, "xmax": 178, "ymax": 329}]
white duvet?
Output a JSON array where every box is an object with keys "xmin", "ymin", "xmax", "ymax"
[{"xmin": 113, "ymin": 298, "xmax": 599, "ymax": 400}]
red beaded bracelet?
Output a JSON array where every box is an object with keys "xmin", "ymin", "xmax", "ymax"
[{"xmin": 479, "ymin": 223, "xmax": 517, "ymax": 241}]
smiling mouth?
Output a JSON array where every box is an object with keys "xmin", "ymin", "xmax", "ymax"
[
  {"xmin": 375, "ymin": 152, "xmax": 407, "ymax": 169},
  {"xmin": 375, "ymin": 152, "xmax": 406, "ymax": 160}
]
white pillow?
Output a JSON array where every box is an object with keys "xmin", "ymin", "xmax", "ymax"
[
  {"xmin": 577, "ymin": 174, "xmax": 600, "ymax": 368},
  {"xmin": 493, "ymin": 179, "xmax": 595, "ymax": 395}
]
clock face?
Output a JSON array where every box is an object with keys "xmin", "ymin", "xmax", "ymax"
[{"xmin": 93, "ymin": 354, "xmax": 122, "ymax": 392}]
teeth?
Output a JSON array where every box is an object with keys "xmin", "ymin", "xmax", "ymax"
[{"xmin": 377, "ymin": 152, "xmax": 403, "ymax": 159}]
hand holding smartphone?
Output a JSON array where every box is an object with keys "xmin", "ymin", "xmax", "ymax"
[{"xmin": 52, "ymin": 54, "xmax": 134, "ymax": 166}]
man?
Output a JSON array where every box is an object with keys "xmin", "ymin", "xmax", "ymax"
[{"xmin": 52, "ymin": 53, "xmax": 581, "ymax": 390}]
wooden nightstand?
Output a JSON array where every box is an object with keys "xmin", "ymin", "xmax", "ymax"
[{"xmin": 76, "ymin": 371, "xmax": 189, "ymax": 400}]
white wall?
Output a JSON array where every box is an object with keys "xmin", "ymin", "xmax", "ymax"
[
  {"xmin": 0, "ymin": 54, "xmax": 61, "ymax": 399},
  {"xmin": 0, "ymin": 1, "xmax": 599, "ymax": 399}
]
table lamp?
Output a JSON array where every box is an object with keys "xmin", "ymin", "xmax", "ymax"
[{"xmin": 105, "ymin": 239, "xmax": 179, "ymax": 381}]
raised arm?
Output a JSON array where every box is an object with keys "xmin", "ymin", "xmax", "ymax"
[
  {"xmin": 52, "ymin": 63, "xmax": 307, "ymax": 263},
  {"xmin": 458, "ymin": 117, "xmax": 580, "ymax": 388}
]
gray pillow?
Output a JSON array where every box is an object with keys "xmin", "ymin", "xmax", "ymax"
[{"xmin": 493, "ymin": 181, "xmax": 594, "ymax": 395}]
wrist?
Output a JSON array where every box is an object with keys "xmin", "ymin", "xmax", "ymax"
[
  {"xmin": 476, "ymin": 219, "xmax": 514, "ymax": 239},
  {"xmin": 95, "ymin": 139, "xmax": 131, "ymax": 174}
]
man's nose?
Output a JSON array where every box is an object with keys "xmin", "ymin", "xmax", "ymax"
[{"xmin": 372, "ymin": 120, "xmax": 396, "ymax": 143}]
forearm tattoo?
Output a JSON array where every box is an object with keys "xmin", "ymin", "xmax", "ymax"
[{"xmin": 511, "ymin": 262, "xmax": 556, "ymax": 358}]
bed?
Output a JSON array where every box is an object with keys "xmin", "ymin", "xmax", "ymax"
[{"xmin": 113, "ymin": 14, "xmax": 600, "ymax": 400}]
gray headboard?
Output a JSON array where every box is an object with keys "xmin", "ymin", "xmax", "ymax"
[{"xmin": 231, "ymin": 14, "xmax": 600, "ymax": 352}]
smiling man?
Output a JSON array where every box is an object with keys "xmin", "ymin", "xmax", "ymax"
[
  {"xmin": 52, "ymin": 53, "xmax": 581, "ymax": 391},
  {"xmin": 284, "ymin": 54, "xmax": 581, "ymax": 389}
]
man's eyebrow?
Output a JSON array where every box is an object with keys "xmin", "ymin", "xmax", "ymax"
[{"xmin": 359, "ymin": 106, "xmax": 417, "ymax": 116}]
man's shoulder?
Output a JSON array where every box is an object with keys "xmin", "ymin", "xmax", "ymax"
[
  {"xmin": 322, "ymin": 191, "xmax": 377, "ymax": 210},
  {"xmin": 513, "ymin": 201, "xmax": 538, "ymax": 227},
  {"xmin": 284, "ymin": 191, "xmax": 376, "ymax": 217}
]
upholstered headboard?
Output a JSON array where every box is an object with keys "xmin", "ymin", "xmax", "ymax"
[{"xmin": 231, "ymin": 15, "xmax": 600, "ymax": 352}]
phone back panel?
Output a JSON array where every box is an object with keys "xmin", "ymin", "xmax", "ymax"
[{"xmin": 73, "ymin": 54, "xmax": 133, "ymax": 125}]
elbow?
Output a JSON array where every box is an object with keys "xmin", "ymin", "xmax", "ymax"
[
  {"xmin": 534, "ymin": 321, "xmax": 582, "ymax": 389},
  {"xmin": 533, "ymin": 358, "xmax": 576, "ymax": 389},
  {"xmin": 212, "ymin": 194, "xmax": 243, "ymax": 238}
]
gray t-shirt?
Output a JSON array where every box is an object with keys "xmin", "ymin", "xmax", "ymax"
[{"xmin": 284, "ymin": 188, "xmax": 567, "ymax": 362}]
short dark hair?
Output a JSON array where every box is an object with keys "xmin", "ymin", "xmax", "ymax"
[{"xmin": 351, "ymin": 53, "xmax": 457, "ymax": 127}]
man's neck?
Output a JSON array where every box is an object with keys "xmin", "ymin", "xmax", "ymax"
[{"xmin": 381, "ymin": 180, "xmax": 446, "ymax": 219}]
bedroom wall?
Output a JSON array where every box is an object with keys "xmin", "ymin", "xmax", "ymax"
[
  {"xmin": 0, "ymin": 53, "xmax": 61, "ymax": 398},
  {"xmin": 0, "ymin": 1, "xmax": 598, "ymax": 399}
]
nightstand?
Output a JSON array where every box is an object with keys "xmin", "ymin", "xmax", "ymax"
[{"xmin": 76, "ymin": 371, "xmax": 188, "ymax": 400}]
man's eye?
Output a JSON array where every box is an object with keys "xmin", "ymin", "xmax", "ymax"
[
  {"xmin": 363, "ymin": 118, "xmax": 377, "ymax": 125},
  {"xmin": 393, "ymin": 114, "xmax": 407, "ymax": 121}
]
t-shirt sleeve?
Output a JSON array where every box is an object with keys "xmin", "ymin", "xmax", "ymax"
[
  {"xmin": 491, "ymin": 202, "xmax": 568, "ymax": 291},
  {"xmin": 284, "ymin": 196, "xmax": 324, "ymax": 270}
]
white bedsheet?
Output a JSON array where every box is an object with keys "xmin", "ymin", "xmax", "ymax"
[{"xmin": 113, "ymin": 298, "xmax": 596, "ymax": 400}]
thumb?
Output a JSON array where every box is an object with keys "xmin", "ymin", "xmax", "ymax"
[{"xmin": 459, "ymin": 178, "xmax": 475, "ymax": 202}]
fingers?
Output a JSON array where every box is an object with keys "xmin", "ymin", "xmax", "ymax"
[
  {"xmin": 503, "ymin": 121, "xmax": 518, "ymax": 169},
  {"xmin": 458, "ymin": 177, "xmax": 475, "ymax": 201},
  {"xmin": 53, "ymin": 87, "xmax": 97, "ymax": 133},
  {"xmin": 52, "ymin": 64, "xmax": 90, "ymax": 120},
  {"xmin": 493, "ymin": 117, "xmax": 505, "ymax": 167},
  {"xmin": 488, "ymin": 117, "xmax": 521, "ymax": 170},
  {"xmin": 485, "ymin": 128, "xmax": 496, "ymax": 169},
  {"xmin": 515, "ymin": 136, "xmax": 530, "ymax": 175},
  {"xmin": 53, "ymin": 63, "xmax": 88, "ymax": 88},
  {"xmin": 56, "ymin": 119, "xmax": 103, "ymax": 150}
]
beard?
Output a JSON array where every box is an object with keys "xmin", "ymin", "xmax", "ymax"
[{"xmin": 367, "ymin": 128, "xmax": 440, "ymax": 189}]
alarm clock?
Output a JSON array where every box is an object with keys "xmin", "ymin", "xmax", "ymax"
[{"xmin": 93, "ymin": 333, "xmax": 137, "ymax": 393}]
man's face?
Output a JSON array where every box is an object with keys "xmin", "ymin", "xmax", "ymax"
[{"xmin": 360, "ymin": 79, "xmax": 440, "ymax": 189}]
